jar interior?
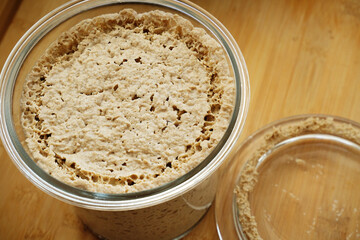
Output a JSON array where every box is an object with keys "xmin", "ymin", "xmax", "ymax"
[{"xmin": 246, "ymin": 134, "xmax": 360, "ymax": 239}]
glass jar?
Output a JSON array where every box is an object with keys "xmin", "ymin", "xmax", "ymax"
[
  {"xmin": 216, "ymin": 114, "xmax": 360, "ymax": 240},
  {"xmin": 0, "ymin": 1, "xmax": 249, "ymax": 239}
]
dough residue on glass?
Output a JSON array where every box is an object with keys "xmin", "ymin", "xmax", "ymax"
[{"xmin": 235, "ymin": 117, "xmax": 360, "ymax": 240}]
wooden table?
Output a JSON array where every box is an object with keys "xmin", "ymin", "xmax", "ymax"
[{"xmin": 0, "ymin": 0, "xmax": 359, "ymax": 239}]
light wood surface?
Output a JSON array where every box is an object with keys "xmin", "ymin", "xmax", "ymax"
[{"xmin": 0, "ymin": 0, "xmax": 359, "ymax": 239}]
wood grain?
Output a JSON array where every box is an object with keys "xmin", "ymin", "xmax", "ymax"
[
  {"xmin": 0, "ymin": 0, "xmax": 359, "ymax": 239},
  {"xmin": 0, "ymin": 0, "xmax": 21, "ymax": 41}
]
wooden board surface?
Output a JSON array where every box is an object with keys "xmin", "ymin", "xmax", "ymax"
[
  {"xmin": 0, "ymin": 0, "xmax": 21, "ymax": 42},
  {"xmin": 0, "ymin": 0, "xmax": 359, "ymax": 239}
]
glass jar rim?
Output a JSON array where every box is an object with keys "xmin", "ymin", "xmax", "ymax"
[{"xmin": 0, "ymin": 0, "xmax": 250, "ymax": 210}]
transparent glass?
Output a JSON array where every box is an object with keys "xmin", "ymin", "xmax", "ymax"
[
  {"xmin": 216, "ymin": 114, "xmax": 360, "ymax": 240},
  {"xmin": 0, "ymin": 0, "xmax": 249, "ymax": 239}
]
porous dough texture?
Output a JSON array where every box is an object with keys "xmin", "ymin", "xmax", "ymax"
[
  {"xmin": 235, "ymin": 117, "xmax": 360, "ymax": 240},
  {"xmin": 21, "ymin": 9, "xmax": 235, "ymax": 193}
]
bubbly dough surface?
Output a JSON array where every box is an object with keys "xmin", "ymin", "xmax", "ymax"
[{"xmin": 21, "ymin": 9, "xmax": 234, "ymax": 193}]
